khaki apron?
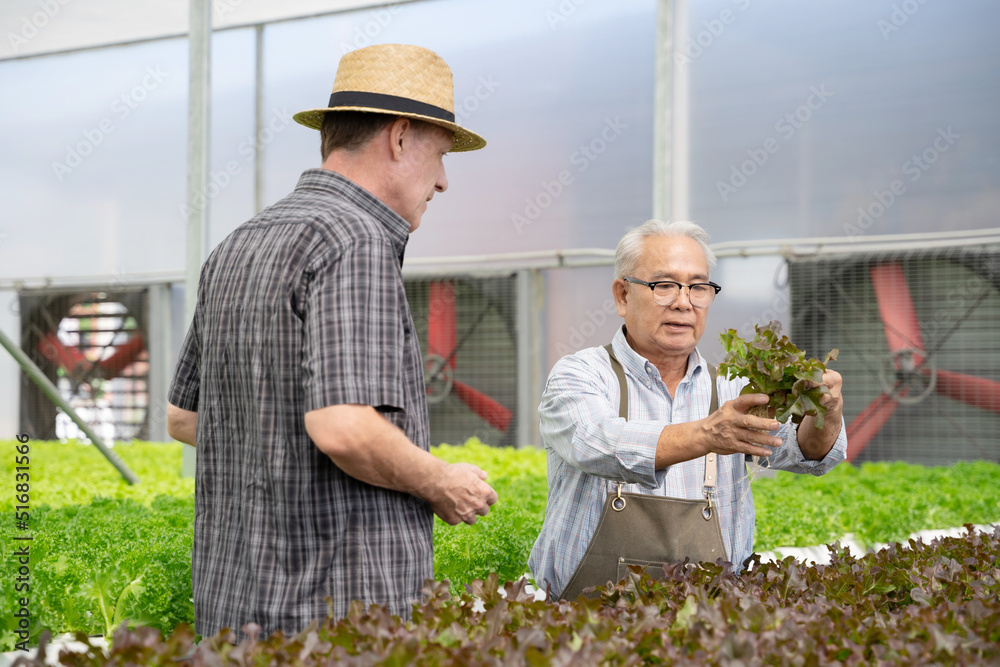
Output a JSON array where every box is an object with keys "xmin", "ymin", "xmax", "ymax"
[{"xmin": 559, "ymin": 345, "xmax": 727, "ymax": 600}]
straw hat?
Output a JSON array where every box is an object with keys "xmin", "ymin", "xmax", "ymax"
[{"xmin": 293, "ymin": 43, "xmax": 486, "ymax": 152}]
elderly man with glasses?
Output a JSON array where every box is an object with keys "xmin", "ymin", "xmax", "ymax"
[{"xmin": 529, "ymin": 220, "xmax": 847, "ymax": 600}]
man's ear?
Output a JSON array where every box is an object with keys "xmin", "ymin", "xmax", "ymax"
[
  {"xmin": 613, "ymin": 279, "xmax": 628, "ymax": 318},
  {"xmin": 387, "ymin": 117, "xmax": 412, "ymax": 161}
]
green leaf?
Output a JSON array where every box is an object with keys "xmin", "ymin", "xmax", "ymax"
[
  {"xmin": 717, "ymin": 321, "xmax": 837, "ymax": 429},
  {"xmin": 112, "ymin": 574, "xmax": 145, "ymax": 629}
]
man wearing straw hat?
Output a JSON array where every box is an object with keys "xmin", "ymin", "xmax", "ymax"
[{"xmin": 167, "ymin": 44, "xmax": 496, "ymax": 638}]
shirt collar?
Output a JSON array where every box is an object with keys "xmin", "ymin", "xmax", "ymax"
[
  {"xmin": 611, "ymin": 324, "xmax": 708, "ymax": 385},
  {"xmin": 293, "ymin": 168, "xmax": 411, "ymax": 261}
]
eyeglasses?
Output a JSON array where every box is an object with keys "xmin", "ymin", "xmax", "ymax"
[{"xmin": 623, "ymin": 277, "xmax": 721, "ymax": 308}]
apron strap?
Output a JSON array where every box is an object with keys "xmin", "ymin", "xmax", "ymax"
[
  {"xmin": 704, "ymin": 364, "xmax": 719, "ymax": 499},
  {"xmin": 604, "ymin": 343, "xmax": 630, "ymax": 420},
  {"xmin": 603, "ymin": 343, "xmax": 719, "ymax": 500}
]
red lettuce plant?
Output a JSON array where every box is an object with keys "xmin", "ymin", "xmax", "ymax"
[
  {"xmin": 719, "ymin": 320, "xmax": 838, "ymax": 428},
  {"xmin": 28, "ymin": 526, "xmax": 1000, "ymax": 666}
]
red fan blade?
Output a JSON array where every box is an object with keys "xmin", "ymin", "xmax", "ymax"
[
  {"xmin": 37, "ymin": 332, "xmax": 87, "ymax": 372},
  {"xmin": 934, "ymin": 369, "xmax": 1000, "ymax": 415},
  {"xmin": 845, "ymin": 392, "xmax": 900, "ymax": 462},
  {"xmin": 427, "ymin": 281, "xmax": 456, "ymax": 369},
  {"xmin": 452, "ymin": 379, "xmax": 512, "ymax": 432},
  {"xmin": 870, "ymin": 262, "xmax": 925, "ymax": 363},
  {"xmin": 97, "ymin": 334, "xmax": 145, "ymax": 379}
]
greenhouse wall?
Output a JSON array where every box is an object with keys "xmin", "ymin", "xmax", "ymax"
[{"xmin": 0, "ymin": 0, "xmax": 997, "ymax": 457}]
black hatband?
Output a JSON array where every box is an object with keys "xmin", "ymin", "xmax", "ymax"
[{"xmin": 327, "ymin": 91, "xmax": 454, "ymax": 123}]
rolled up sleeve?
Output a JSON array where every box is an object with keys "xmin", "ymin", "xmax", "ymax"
[{"xmin": 767, "ymin": 414, "xmax": 848, "ymax": 475}]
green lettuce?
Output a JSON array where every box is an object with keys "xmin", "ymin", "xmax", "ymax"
[{"xmin": 719, "ymin": 321, "xmax": 838, "ymax": 429}]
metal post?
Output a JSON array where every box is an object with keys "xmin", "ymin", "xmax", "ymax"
[
  {"xmin": 255, "ymin": 23, "xmax": 265, "ymax": 214},
  {"xmin": 0, "ymin": 326, "xmax": 139, "ymax": 484},
  {"xmin": 146, "ymin": 283, "xmax": 171, "ymax": 442},
  {"xmin": 186, "ymin": 0, "xmax": 210, "ymax": 326},
  {"xmin": 516, "ymin": 269, "xmax": 543, "ymax": 448},
  {"xmin": 653, "ymin": 0, "xmax": 674, "ymax": 222},
  {"xmin": 183, "ymin": 0, "xmax": 211, "ymax": 477},
  {"xmin": 670, "ymin": 0, "xmax": 690, "ymax": 222}
]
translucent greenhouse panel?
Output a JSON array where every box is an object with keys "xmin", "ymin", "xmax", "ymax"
[
  {"xmin": 0, "ymin": 39, "xmax": 189, "ymax": 279},
  {"xmin": 685, "ymin": 0, "xmax": 1000, "ymax": 243},
  {"xmin": 0, "ymin": 0, "xmax": 406, "ymax": 61},
  {"xmin": 206, "ymin": 28, "xmax": 258, "ymax": 248},
  {"xmin": 0, "ymin": 28, "xmax": 262, "ymax": 280},
  {"xmin": 263, "ymin": 0, "xmax": 656, "ymax": 258}
]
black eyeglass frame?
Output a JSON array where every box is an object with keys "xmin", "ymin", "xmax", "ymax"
[{"xmin": 622, "ymin": 277, "xmax": 722, "ymax": 307}]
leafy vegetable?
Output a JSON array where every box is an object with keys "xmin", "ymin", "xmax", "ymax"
[
  {"xmin": 754, "ymin": 460, "xmax": 1000, "ymax": 551},
  {"xmin": 0, "ymin": 439, "xmax": 194, "ymax": 510},
  {"xmin": 0, "ymin": 497, "xmax": 195, "ymax": 649},
  {"xmin": 89, "ymin": 570, "xmax": 146, "ymax": 638},
  {"xmin": 719, "ymin": 320, "xmax": 839, "ymax": 428},
  {"xmin": 432, "ymin": 439, "xmax": 547, "ymax": 590},
  {"xmin": 4, "ymin": 439, "xmax": 1000, "ymax": 655},
  {"xmin": 28, "ymin": 527, "xmax": 1000, "ymax": 665}
]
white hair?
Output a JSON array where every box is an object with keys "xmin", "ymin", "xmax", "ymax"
[{"xmin": 613, "ymin": 220, "xmax": 717, "ymax": 279}]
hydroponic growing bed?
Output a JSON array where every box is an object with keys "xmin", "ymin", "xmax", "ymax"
[{"xmin": 2, "ymin": 440, "xmax": 999, "ymax": 664}]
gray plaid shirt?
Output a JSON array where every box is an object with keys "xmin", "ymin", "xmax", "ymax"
[{"xmin": 169, "ymin": 168, "xmax": 433, "ymax": 637}]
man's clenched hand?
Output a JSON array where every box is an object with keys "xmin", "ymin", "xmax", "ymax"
[
  {"xmin": 421, "ymin": 462, "xmax": 498, "ymax": 525},
  {"xmin": 698, "ymin": 393, "xmax": 782, "ymax": 458}
]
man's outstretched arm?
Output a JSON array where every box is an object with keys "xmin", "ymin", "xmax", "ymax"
[{"xmin": 305, "ymin": 404, "xmax": 498, "ymax": 526}]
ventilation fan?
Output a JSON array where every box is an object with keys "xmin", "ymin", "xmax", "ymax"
[
  {"xmin": 788, "ymin": 246, "xmax": 1000, "ymax": 465},
  {"xmin": 19, "ymin": 289, "xmax": 149, "ymax": 441},
  {"xmin": 405, "ymin": 275, "xmax": 518, "ymax": 447}
]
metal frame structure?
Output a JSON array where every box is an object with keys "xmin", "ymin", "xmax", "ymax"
[{"xmin": 7, "ymin": 228, "xmax": 995, "ymax": 458}]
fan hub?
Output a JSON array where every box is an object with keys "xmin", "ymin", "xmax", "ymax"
[
  {"xmin": 879, "ymin": 348, "xmax": 937, "ymax": 405},
  {"xmin": 424, "ymin": 354, "xmax": 454, "ymax": 404}
]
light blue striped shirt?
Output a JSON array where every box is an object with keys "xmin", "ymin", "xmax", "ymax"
[{"xmin": 528, "ymin": 325, "xmax": 847, "ymax": 598}]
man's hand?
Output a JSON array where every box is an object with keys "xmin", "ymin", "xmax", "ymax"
[
  {"xmin": 797, "ymin": 369, "xmax": 844, "ymax": 460},
  {"xmin": 699, "ymin": 393, "xmax": 782, "ymax": 457},
  {"xmin": 419, "ymin": 463, "xmax": 498, "ymax": 525},
  {"xmin": 306, "ymin": 404, "xmax": 498, "ymax": 524},
  {"xmin": 815, "ymin": 369, "xmax": 844, "ymax": 414},
  {"xmin": 655, "ymin": 393, "xmax": 780, "ymax": 468}
]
